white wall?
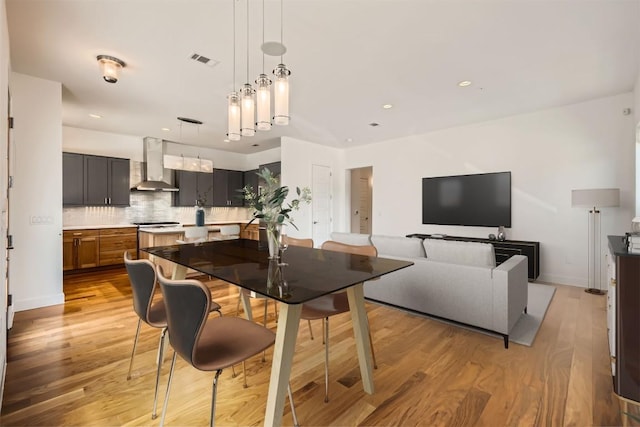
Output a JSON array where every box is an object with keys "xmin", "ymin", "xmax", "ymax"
[
  {"xmin": 10, "ymin": 72, "xmax": 64, "ymax": 310},
  {"xmin": 280, "ymin": 136, "xmax": 345, "ymax": 240},
  {"xmin": 634, "ymin": 69, "xmax": 640, "ymax": 216},
  {"xmin": 345, "ymin": 93, "xmax": 635, "ymax": 287}
]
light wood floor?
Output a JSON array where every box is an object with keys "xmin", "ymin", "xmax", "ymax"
[{"xmin": 0, "ymin": 267, "xmax": 628, "ymax": 426}]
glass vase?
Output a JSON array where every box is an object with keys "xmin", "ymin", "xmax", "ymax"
[
  {"xmin": 195, "ymin": 206, "xmax": 205, "ymax": 226},
  {"xmin": 266, "ymin": 223, "xmax": 282, "ymax": 259}
]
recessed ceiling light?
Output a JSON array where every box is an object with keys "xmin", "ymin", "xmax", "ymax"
[
  {"xmin": 382, "ymin": 104, "xmax": 393, "ymax": 109},
  {"xmin": 161, "ymin": 127, "xmax": 171, "ymax": 132},
  {"xmin": 223, "ymin": 138, "xmax": 230, "ymax": 143},
  {"xmin": 458, "ymin": 80, "xmax": 472, "ymax": 87},
  {"xmin": 252, "ymin": 143, "xmax": 259, "ymax": 147},
  {"xmin": 345, "ymin": 138, "xmax": 353, "ymax": 143},
  {"xmin": 88, "ymin": 113, "xmax": 102, "ymax": 119},
  {"xmin": 369, "ymin": 122, "xmax": 380, "ymax": 127}
]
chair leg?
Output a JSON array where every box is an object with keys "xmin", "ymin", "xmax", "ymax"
[
  {"xmin": 263, "ymin": 299, "xmax": 268, "ymax": 327},
  {"xmin": 288, "ymin": 383, "xmax": 299, "ymax": 427},
  {"xmin": 307, "ymin": 320, "xmax": 314, "ymax": 340},
  {"xmin": 274, "ymin": 300, "xmax": 279, "ymax": 323},
  {"xmin": 210, "ymin": 370, "xmax": 222, "ymax": 427},
  {"xmin": 324, "ymin": 317, "xmax": 329, "ymax": 403},
  {"xmin": 159, "ymin": 352, "xmax": 178, "ymax": 427},
  {"xmin": 127, "ymin": 319, "xmax": 142, "ymax": 380},
  {"xmin": 235, "ymin": 292, "xmax": 242, "ymax": 316},
  {"xmin": 152, "ymin": 327, "xmax": 168, "ymax": 419},
  {"xmin": 242, "ymin": 361, "xmax": 248, "ymax": 388}
]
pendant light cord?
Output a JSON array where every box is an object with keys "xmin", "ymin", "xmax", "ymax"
[
  {"xmin": 233, "ymin": 0, "xmax": 236, "ymax": 89},
  {"xmin": 280, "ymin": 0, "xmax": 284, "ymax": 63},
  {"xmin": 262, "ymin": 0, "xmax": 265, "ymax": 72},
  {"xmin": 246, "ymin": 0, "xmax": 250, "ymax": 82}
]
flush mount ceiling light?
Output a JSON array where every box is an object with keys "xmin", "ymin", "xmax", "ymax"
[
  {"xmin": 382, "ymin": 104, "xmax": 393, "ymax": 109},
  {"xmin": 96, "ymin": 55, "xmax": 125, "ymax": 83},
  {"xmin": 458, "ymin": 80, "xmax": 472, "ymax": 87}
]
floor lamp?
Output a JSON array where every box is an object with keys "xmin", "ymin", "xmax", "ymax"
[{"xmin": 571, "ymin": 188, "xmax": 620, "ymax": 295}]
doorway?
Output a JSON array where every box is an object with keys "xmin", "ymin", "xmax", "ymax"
[
  {"xmin": 349, "ymin": 167, "xmax": 373, "ymax": 234},
  {"xmin": 311, "ymin": 164, "xmax": 332, "ymax": 247}
]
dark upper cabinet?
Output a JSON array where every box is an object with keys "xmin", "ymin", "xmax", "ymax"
[
  {"xmin": 197, "ymin": 172, "xmax": 215, "ymax": 207},
  {"xmin": 63, "ymin": 153, "xmax": 129, "ymax": 207},
  {"xmin": 63, "ymin": 153, "xmax": 84, "ymax": 206},
  {"xmin": 213, "ymin": 169, "xmax": 244, "ymax": 207},
  {"xmin": 83, "ymin": 155, "xmax": 130, "ymax": 206},
  {"xmin": 243, "ymin": 169, "xmax": 259, "ymax": 207},
  {"xmin": 173, "ymin": 170, "xmax": 214, "ymax": 207},
  {"xmin": 259, "ymin": 161, "xmax": 281, "ymax": 178}
]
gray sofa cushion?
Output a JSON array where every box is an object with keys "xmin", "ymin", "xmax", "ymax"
[
  {"xmin": 371, "ymin": 235, "xmax": 426, "ymax": 258},
  {"xmin": 423, "ymin": 238, "xmax": 496, "ymax": 268},
  {"xmin": 329, "ymin": 232, "xmax": 372, "ymax": 246}
]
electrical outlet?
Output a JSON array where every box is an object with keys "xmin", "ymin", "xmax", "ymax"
[{"xmin": 30, "ymin": 215, "xmax": 53, "ymax": 225}]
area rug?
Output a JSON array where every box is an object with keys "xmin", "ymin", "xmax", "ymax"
[{"xmin": 509, "ymin": 282, "xmax": 556, "ymax": 346}]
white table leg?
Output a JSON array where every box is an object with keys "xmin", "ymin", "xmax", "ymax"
[
  {"xmin": 171, "ymin": 264, "xmax": 187, "ymax": 280},
  {"xmin": 240, "ymin": 291, "xmax": 254, "ymax": 322},
  {"xmin": 264, "ymin": 302, "xmax": 301, "ymax": 427},
  {"xmin": 346, "ymin": 283, "xmax": 375, "ymax": 394}
]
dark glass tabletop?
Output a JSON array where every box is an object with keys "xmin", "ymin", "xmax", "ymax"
[{"xmin": 143, "ymin": 239, "xmax": 414, "ymax": 304}]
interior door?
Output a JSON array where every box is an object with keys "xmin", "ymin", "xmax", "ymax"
[
  {"xmin": 311, "ymin": 165, "xmax": 332, "ymax": 247},
  {"xmin": 1, "ymin": 89, "xmax": 12, "ymax": 409},
  {"xmin": 358, "ymin": 176, "xmax": 372, "ymax": 234}
]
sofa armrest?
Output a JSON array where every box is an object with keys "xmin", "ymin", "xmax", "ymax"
[{"xmin": 491, "ymin": 255, "xmax": 528, "ymax": 334}]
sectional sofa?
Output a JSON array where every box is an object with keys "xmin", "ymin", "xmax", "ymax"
[{"xmin": 329, "ymin": 232, "xmax": 529, "ymax": 348}]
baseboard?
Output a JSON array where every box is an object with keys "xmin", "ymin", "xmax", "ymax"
[{"xmin": 14, "ymin": 293, "xmax": 65, "ymax": 312}]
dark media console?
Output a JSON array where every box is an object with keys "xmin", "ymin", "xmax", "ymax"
[{"xmin": 406, "ymin": 233, "xmax": 540, "ymax": 281}]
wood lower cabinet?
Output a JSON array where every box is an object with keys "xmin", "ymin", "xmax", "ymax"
[
  {"xmin": 240, "ymin": 223, "xmax": 259, "ymax": 240},
  {"xmin": 99, "ymin": 227, "xmax": 137, "ymax": 266},
  {"xmin": 63, "ymin": 227, "xmax": 137, "ymax": 272},
  {"xmin": 63, "ymin": 230, "xmax": 100, "ymax": 271}
]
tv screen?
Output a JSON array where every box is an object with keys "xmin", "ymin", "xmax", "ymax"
[{"xmin": 422, "ymin": 172, "xmax": 511, "ymax": 227}]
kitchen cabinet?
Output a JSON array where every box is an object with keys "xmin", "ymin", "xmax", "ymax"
[
  {"xmin": 99, "ymin": 227, "xmax": 137, "ymax": 266},
  {"xmin": 243, "ymin": 169, "xmax": 259, "ymax": 206},
  {"xmin": 63, "ymin": 153, "xmax": 84, "ymax": 206},
  {"xmin": 84, "ymin": 155, "xmax": 130, "ymax": 206},
  {"xmin": 63, "ymin": 229, "xmax": 100, "ymax": 271},
  {"xmin": 213, "ymin": 169, "xmax": 244, "ymax": 207},
  {"xmin": 240, "ymin": 223, "xmax": 260, "ymax": 240},
  {"xmin": 173, "ymin": 170, "xmax": 214, "ymax": 207}
]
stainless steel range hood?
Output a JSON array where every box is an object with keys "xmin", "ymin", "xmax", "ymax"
[{"xmin": 133, "ymin": 137, "xmax": 178, "ymax": 191}]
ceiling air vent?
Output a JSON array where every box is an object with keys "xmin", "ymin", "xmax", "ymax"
[{"xmin": 189, "ymin": 53, "xmax": 220, "ymax": 68}]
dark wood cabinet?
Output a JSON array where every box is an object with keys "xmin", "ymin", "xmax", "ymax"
[
  {"xmin": 62, "ymin": 152, "xmax": 84, "ymax": 206},
  {"xmin": 607, "ymin": 236, "xmax": 640, "ymax": 405},
  {"xmin": 213, "ymin": 169, "xmax": 244, "ymax": 207},
  {"xmin": 174, "ymin": 170, "xmax": 215, "ymax": 207},
  {"xmin": 406, "ymin": 233, "xmax": 540, "ymax": 281},
  {"xmin": 83, "ymin": 155, "xmax": 130, "ymax": 206},
  {"xmin": 64, "ymin": 153, "xmax": 130, "ymax": 206}
]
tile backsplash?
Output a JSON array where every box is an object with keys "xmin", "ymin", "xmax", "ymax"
[{"xmin": 63, "ymin": 161, "xmax": 251, "ymax": 226}]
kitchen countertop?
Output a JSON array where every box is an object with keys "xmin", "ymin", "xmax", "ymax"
[
  {"xmin": 63, "ymin": 224, "xmax": 138, "ymax": 231},
  {"xmin": 139, "ymin": 221, "xmax": 252, "ymax": 235}
]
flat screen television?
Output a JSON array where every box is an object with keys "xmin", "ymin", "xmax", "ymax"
[{"xmin": 422, "ymin": 171, "xmax": 511, "ymax": 227}]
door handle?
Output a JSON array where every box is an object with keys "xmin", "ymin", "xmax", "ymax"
[{"xmin": 313, "ymin": 221, "xmax": 318, "ymax": 224}]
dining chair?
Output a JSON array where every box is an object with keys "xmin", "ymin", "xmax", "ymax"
[
  {"xmin": 124, "ymin": 251, "xmax": 222, "ymax": 420},
  {"xmin": 300, "ymin": 240, "xmax": 378, "ymax": 402},
  {"xmin": 210, "ymin": 224, "xmax": 240, "ymax": 240},
  {"xmin": 177, "ymin": 226, "xmax": 208, "ymax": 243},
  {"xmin": 156, "ymin": 265, "xmax": 298, "ymax": 427}
]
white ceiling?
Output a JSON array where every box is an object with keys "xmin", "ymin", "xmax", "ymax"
[{"xmin": 6, "ymin": 0, "xmax": 640, "ymax": 154}]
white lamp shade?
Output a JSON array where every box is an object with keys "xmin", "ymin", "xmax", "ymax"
[
  {"xmin": 273, "ymin": 64, "xmax": 290, "ymax": 126},
  {"xmin": 256, "ymin": 74, "xmax": 272, "ymax": 131},
  {"xmin": 571, "ymin": 188, "xmax": 620, "ymax": 208},
  {"xmin": 241, "ymin": 85, "xmax": 255, "ymax": 136},
  {"xmin": 227, "ymin": 92, "xmax": 241, "ymax": 141}
]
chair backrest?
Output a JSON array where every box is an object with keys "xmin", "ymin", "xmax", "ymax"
[
  {"xmin": 123, "ymin": 251, "xmax": 158, "ymax": 323},
  {"xmin": 156, "ymin": 265, "xmax": 211, "ymax": 366},
  {"xmin": 283, "ymin": 236, "xmax": 314, "ymax": 248},
  {"xmin": 183, "ymin": 226, "xmax": 208, "ymax": 242},
  {"xmin": 320, "ymin": 240, "xmax": 378, "ymax": 257},
  {"xmin": 220, "ymin": 224, "xmax": 240, "ymax": 236}
]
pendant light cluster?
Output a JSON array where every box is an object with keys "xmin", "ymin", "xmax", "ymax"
[{"xmin": 227, "ymin": 0, "xmax": 291, "ymax": 141}]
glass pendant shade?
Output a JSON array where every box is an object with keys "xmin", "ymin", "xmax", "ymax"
[
  {"xmin": 241, "ymin": 84, "xmax": 256, "ymax": 136},
  {"xmin": 255, "ymin": 74, "xmax": 272, "ymax": 131},
  {"xmin": 273, "ymin": 63, "xmax": 291, "ymax": 126},
  {"xmin": 227, "ymin": 91, "xmax": 241, "ymax": 141}
]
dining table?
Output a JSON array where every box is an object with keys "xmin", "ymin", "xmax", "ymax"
[{"xmin": 143, "ymin": 238, "xmax": 414, "ymax": 427}]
